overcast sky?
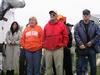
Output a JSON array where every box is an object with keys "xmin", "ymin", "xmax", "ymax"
[{"xmin": 14, "ymin": 0, "xmax": 100, "ymax": 28}]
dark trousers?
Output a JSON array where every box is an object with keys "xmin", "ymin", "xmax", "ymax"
[
  {"xmin": 19, "ymin": 48, "xmax": 27, "ymax": 75},
  {"xmin": 64, "ymin": 47, "xmax": 73, "ymax": 75},
  {"xmin": 76, "ymin": 48, "xmax": 96, "ymax": 75},
  {"xmin": 0, "ymin": 70, "xmax": 5, "ymax": 75},
  {"xmin": 0, "ymin": 43, "xmax": 5, "ymax": 75},
  {"xmin": 0, "ymin": 43, "xmax": 3, "ymax": 52}
]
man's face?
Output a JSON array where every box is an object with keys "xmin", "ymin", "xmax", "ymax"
[
  {"xmin": 83, "ymin": 15, "xmax": 90, "ymax": 22},
  {"xmin": 50, "ymin": 13, "xmax": 57, "ymax": 21}
]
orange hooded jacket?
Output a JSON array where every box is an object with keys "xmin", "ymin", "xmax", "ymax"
[{"xmin": 20, "ymin": 25, "xmax": 43, "ymax": 52}]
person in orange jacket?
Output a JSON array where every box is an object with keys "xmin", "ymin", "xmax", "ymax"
[{"xmin": 20, "ymin": 16, "xmax": 43, "ymax": 75}]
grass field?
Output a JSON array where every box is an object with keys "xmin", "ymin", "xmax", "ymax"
[{"xmin": 97, "ymin": 64, "xmax": 100, "ymax": 75}]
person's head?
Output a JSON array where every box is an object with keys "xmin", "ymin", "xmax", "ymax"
[
  {"xmin": 10, "ymin": 21, "xmax": 19, "ymax": 34},
  {"xmin": 82, "ymin": 9, "xmax": 91, "ymax": 24},
  {"xmin": 49, "ymin": 10, "xmax": 58, "ymax": 24},
  {"xmin": 29, "ymin": 16, "xmax": 38, "ymax": 27},
  {"xmin": 57, "ymin": 15, "xmax": 66, "ymax": 23}
]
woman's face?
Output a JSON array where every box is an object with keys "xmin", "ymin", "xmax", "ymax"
[
  {"xmin": 29, "ymin": 17, "xmax": 37, "ymax": 26},
  {"xmin": 13, "ymin": 23, "xmax": 17, "ymax": 31}
]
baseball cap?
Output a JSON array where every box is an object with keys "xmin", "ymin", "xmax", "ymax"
[
  {"xmin": 83, "ymin": 9, "xmax": 90, "ymax": 15},
  {"xmin": 49, "ymin": 10, "xmax": 57, "ymax": 15}
]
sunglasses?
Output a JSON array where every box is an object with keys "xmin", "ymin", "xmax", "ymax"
[{"xmin": 50, "ymin": 14, "xmax": 56, "ymax": 16}]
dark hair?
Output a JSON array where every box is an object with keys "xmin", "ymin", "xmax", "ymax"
[{"xmin": 10, "ymin": 21, "xmax": 19, "ymax": 34}]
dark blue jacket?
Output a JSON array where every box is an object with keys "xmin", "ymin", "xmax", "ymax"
[{"xmin": 74, "ymin": 20, "xmax": 100, "ymax": 48}]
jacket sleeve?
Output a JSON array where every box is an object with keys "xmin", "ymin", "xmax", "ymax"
[
  {"xmin": 91, "ymin": 24, "xmax": 100, "ymax": 44},
  {"xmin": 6, "ymin": 31, "xmax": 11, "ymax": 44},
  {"xmin": 62, "ymin": 24, "xmax": 69, "ymax": 47},
  {"xmin": 19, "ymin": 30, "xmax": 26, "ymax": 48},
  {"xmin": 66, "ymin": 25, "xmax": 73, "ymax": 48},
  {"xmin": 38, "ymin": 26, "xmax": 43, "ymax": 47},
  {"xmin": 14, "ymin": 31, "xmax": 21, "ymax": 45},
  {"xmin": 74, "ymin": 24, "xmax": 84, "ymax": 46}
]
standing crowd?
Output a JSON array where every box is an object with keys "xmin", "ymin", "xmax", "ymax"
[{"xmin": 1, "ymin": 9, "xmax": 100, "ymax": 75}]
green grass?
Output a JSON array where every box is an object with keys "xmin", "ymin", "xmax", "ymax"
[
  {"xmin": 97, "ymin": 65, "xmax": 100, "ymax": 75},
  {"xmin": 72, "ymin": 53, "xmax": 100, "ymax": 75}
]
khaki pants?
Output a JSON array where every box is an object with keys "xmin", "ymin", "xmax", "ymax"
[{"xmin": 45, "ymin": 47, "xmax": 63, "ymax": 75}]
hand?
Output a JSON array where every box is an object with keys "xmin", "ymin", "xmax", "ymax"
[
  {"xmin": 10, "ymin": 42, "xmax": 13, "ymax": 45},
  {"xmin": 86, "ymin": 42, "xmax": 92, "ymax": 47},
  {"xmin": 13, "ymin": 41, "xmax": 16, "ymax": 45},
  {"xmin": 10, "ymin": 41, "xmax": 16, "ymax": 45},
  {"xmin": 79, "ymin": 45, "xmax": 86, "ymax": 49}
]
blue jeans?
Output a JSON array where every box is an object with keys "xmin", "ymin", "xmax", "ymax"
[
  {"xmin": 25, "ymin": 49, "xmax": 42, "ymax": 75},
  {"xmin": 76, "ymin": 48, "xmax": 96, "ymax": 75}
]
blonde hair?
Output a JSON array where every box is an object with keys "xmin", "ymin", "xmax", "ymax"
[{"xmin": 29, "ymin": 16, "xmax": 38, "ymax": 25}]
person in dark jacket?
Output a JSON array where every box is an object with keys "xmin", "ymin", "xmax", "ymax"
[
  {"xmin": 19, "ymin": 24, "xmax": 29, "ymax": 75},
  {"xmin": 19, "ymin": 47, "xmax": 27, "ymax": 75},
  {"xmin": 74, "ymin": 9, "xmax": 100, "ymax": 75},
  {"xmin": 64, "ymin": 23, "xmax": 73, "ymax": 75},
  {"xmin": 57, "ymin": 15, "xmax": 73, "ymax": 75}
]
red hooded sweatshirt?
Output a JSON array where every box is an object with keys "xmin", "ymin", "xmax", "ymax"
[{"xmin": 43, "ymin": 20, "xmax": 69, "ymax": 50}]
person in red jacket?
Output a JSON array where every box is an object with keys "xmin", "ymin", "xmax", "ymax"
[
  {"xmin": 43, "ymin": 10, "xmax": 69, "ymax": 75},
  {"xmin": 20, "ymin": 16, "xmax": 43, "ymax": 75}
]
